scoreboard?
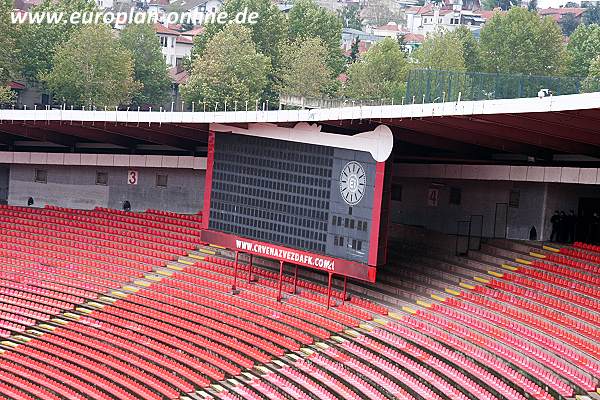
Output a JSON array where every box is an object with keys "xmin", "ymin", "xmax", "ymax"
[{"xmin": 201, "ymin": 124, "xmax": 392, "ymax": 282}]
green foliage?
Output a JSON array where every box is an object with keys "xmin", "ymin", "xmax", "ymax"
[
  {"xmin": 0, "ymin": 87, "xmax": 15, "ymax": 106},
  {"xmin": 566, "ymin": 24, "xmax": 600, "ymax": 76},
  {"xmin": 413, "ymin": 30, "xmax": 466, "ymax": 72},
  {"xmin": 17, "ymin": 0, "xmax": 97, "ymax": 82},
  {"xmin": 278, "ymin": 38, "xmax": 335, "ymax": 97},
  {"xmin": 582, "ymin": 55, "xmax": 600, "ymax": 92},
  {"xmin": 479, "ymin": 7, "xmax": 565, "ymax": 75},
  {"xmin": 481, "ymin": 0, "xmax": 517, "ymax": 11},
  {"xmin": 339, "ymin": 4, "xmax": 362, "ymax": 30},
  {"xmin": 288, "ymin": 0, "xmax": 345, "ymax": 76},
  {"xmin": 0, "ymin": 0, "xmax": 19, "ymax": 85},
  {"xmin": 349, "ymin": 38, "xmax": 360, "ymax": 62},
  {"xmin": 344, "ymin": 38, "xmax": 410, "ymax": 101},
  {"xmin": 560, "ymin": 12, "xmax": 580, "ymax": 36},
  {"xmin": 119, "ymin": 23, "xmax": 171, "ymax": 107},
  {"xmin": 565, "ymin": 1, "xmax": 578, "ymax": 6},
  {"xmin": 583, "ymin": 4, "xmax": 600, "ymax": 25},
  {"xmin": 45, "ymin": 24, "xmax": 138, "ymax": 108},
  {"xmin": 361, "ymin": 0, "xmax": 404, "ymax": 26},
  {"xmin": 192, "ymin": 0, "xmax": 287, "ymax": 65},
  {"xmin": 448, "ymin": 26, "xmax": 482, "ymax": 72},
  {"xmin": 183, "ymin": 24, "xmax": 270, "ymax": 107},
  {"xmin": 191, "ymin": 0, "xmax": 286, "ymax": 105}
]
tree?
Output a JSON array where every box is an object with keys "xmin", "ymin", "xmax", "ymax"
[
  {"xmin": 191, "ymin": 0, "xmax": 286, "ymax": 106},
  {"xmin": 45, "ymin": 24, "xmax": 138, "ymax": 108},
  {"xmin": 361, "ymin": 0, "xmax": 404, "ymax": 26},
  {"xmin": 339, "ymin": 4, "xmax": 362, "ymax": 30},
  {"xmin": 583, "ymin": 4, "xmax": 600, "ymax": 25},
  {"xmin": 482, "ymin": 0, "xmax": 517, "ymax": 11},
  {"xmin": 566, "ymin": 24, "xmax": 600, "ymax": 76},
  {"xmin": 192, "ymin": 0, "xmax": 286, "ymax": 65},
  {"xmin": 0, "ymin": 0, "xmax": 19, "ymax": 105},
  {"xmin": 349, "ymin": 38, "xmax": 360, "ymax": 62},
  {"xmin": 448, "ymin": 26, "xmax": 482, "ymax": 72},
  {"xmin": 413, "ymin": 30, "xmax": 466, "ymax": 72},
  {"xmin": 119, "ymin": 23, "xmax": 171, "ymax": 107},
  {"xmin": 582, "ymin": 55, "xmax": 600, "ymax": 92},
  {"xmin": 344, "ymin": 38, "xmax": 410, "ymax": 102},
  {"xmin": 527, "ymin": 0, "xmax": 537, "ymax": 12},
  {"xmin": 479, "ymin": 7, "xmax": 565, "ymax": 75},
  {"xmin": 17, "ymin": 0, "xmax": 97, "ymax": 82},
  {"xmin": 278, "ymin": 38, "xmax": 335, "ymax": 98},
  {"xmin": 560, "ymin": 13, "xmax": 580, "ymax": 35},
  {"xmin": 183, "ymin": 24, "xmax": 270, "ymax": 107},
  {"xmin": 565, "ymin": 1, "xmax": 578, "ymax": 6},
  {"xmin": 288, "ymin": 0, "xmax": 345, "ymax": 76}
]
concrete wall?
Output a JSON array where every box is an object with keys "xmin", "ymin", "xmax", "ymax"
[
  {"xmin": 0, "ymin": 165, "xmax": 8, "ymax": 204},
  {"xmin": 6, "ymin": 164, "xmax": 205, "ymax": 213},
  {"xmin": 392, "ymin": 178, "xmax": 600, "ymax": 240}
]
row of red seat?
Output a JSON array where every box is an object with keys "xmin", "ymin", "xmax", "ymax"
[
  {"xmin": 476, "ymin": 282, "xmax": 600, "ymax": 328},
  {"xmin": 435, "ymin": 299, "xmax": 599, "ymax": 378},
  {"xmin": 33, "ymin": 205, "xmax": 201, "ymax": 237},
  {"xmin": 544, "ymin": 253, "xmax": 600, "ymax": 274},
  {"xmin": 461, "ymin": 289, "xmax": 598, "ymax": 340},
  {"xmin": 0, "ymin": 213, "xmax": 194, "ymax": 253},
  {"xmin": 529, "ymin": 260, "xmax": 600, "ymax": 285},
  {"xmin": 337, "ymin": 340, "xmax": 455, "ymax": 400},
  {"xmin": 502, "ymin": 272, "xmax": 600, "ymax": 310},
  {"xmin": 0, "ymin": 207, "xmax": 200, "ymax": 246},
  {"xmin": 559, "ymin": 246, "xmax": 600, "ymax": 263},
  {"xmin": 383, "ymin": 322, "xmax": 551, "ymax": 400}
]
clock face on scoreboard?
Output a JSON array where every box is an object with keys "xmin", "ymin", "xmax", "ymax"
[{"xmin": 340, "ymin": 161, "xmax": 366, "ymax": 206}]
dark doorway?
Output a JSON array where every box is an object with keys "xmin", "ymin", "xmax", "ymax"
[
  {"xmin": 0, "ymin": 166, "xmax": 8, "ymax": 205},
  {"xmin": 577, "ymin": 197, "xmax": 600, "ymax": 243}
]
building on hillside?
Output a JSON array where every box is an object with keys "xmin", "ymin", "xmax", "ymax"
[
  {"xmin": 401, "ymin": 32, "xmax": 425, "ymax": 53},
  {"xmin": 341, "ymin": 27, "xmax": 386, "ymax": 54},
  {"xmin": 95, "ymin": 0, "xmax": 115, "ymax": 9},
  {"xmin": 538, "ymin": 7, "xmax": 585, "ymax": 23},
  {"xmin": 166, "ymin": 65, "xmax": 190, "ymax": 111},
  {"xmin": 403, "ymin": 0, "xmax": 493, "ymax": 36},
  {"xmin": 168, "ymin": 0, "xmax": 223, "ymax": 24},
  {"xmin": 372, "ymin": 21, "xmax": 407, "ymax": 38},
  {"xmin": 154, "ymin": 23, "xmax": 195, "ymax": 67}
]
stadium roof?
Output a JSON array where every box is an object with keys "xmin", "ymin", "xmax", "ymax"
[{"xmin": 2, "ymin": 92, "xmax": 600, "ymax": 163}]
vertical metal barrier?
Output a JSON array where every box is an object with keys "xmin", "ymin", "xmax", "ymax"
[
  {"xmin": 456, "ymin": 220, "xmax": 471, "ymax": 256},
  {"xmin": 469, "ymin": 214, "xmax": 484, "ymax": 251},
  {"xmin": 494, "ymin": 203, "xmax": 509, "ymax": 239}
]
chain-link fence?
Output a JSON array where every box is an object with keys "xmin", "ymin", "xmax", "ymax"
[{"xmin": 405, "ymin": 69, "xmax": 600, "ymax": 103}]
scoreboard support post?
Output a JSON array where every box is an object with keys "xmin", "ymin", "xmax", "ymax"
[
  {"xmin": 327, "ymin": 273, "xmax": 333, "ymax": 310},
  {"xmin": 293, "ymin": 266, "xmax": 298, "ymax": 294},
  {"xmin": 277, "ymin": 261, "xmax": 284, "ymax": 302},
  {"xmin": 248, "ymin": 254, "xmax": 253, "ymax": 283},
  {"xmin": 343, "ymin": 276, "xmax": 348, "ymax": 304},
  {"xmin": 232, "ymin": 251, "xmax": 239, "ymax": 293}
]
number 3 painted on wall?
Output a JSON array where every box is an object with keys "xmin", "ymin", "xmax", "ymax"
[{"xmin": 128, "ymin": 170, "xmax": 138, "ymax": 185}]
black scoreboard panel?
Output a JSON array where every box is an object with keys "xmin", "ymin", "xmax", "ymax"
[{"xmin": 208, "ymin": 133, "xmax": 378, "ymax": 264}]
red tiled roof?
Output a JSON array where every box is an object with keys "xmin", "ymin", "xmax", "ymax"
[
  {"xmin": 374, "ymin": 22, "xmax": 401, "ymax": 31},
  {"xmin": 176, "ymin": 36, "xmax": 193, "ymax": 44},
  {"xmin": 8, "ymin": 81, "xmax": 25, "ymax": 90},
  {"xmin": 154, "ymin": 23, "xmax": 180, "ymax": 35},
  {"xmin": 538, "ymin": 7, "xmax": 585, "ymax": 17},
  {"xmin": 182, "ymin": 26, "xmax": 205, "ymax": 36},
  {"xmin": 406, "ymin": 4, "xmax": 433, "ymax": 14},
  {"xmin": 169, "ymin": 67, "xmax": 189, "ymax": 85},
  {"xmin": 402, "ymin": 33, "xmax": 425, "ymax": 43}
]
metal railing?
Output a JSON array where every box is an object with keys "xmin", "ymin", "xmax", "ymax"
[{"xmin": 405, "ymin": 69, "xmax": 600, "ymax": 104}]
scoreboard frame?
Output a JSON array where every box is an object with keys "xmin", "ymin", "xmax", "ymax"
[{"xmin": 201, "ymin": 124, "xmax": 392, "ymax": 285}]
